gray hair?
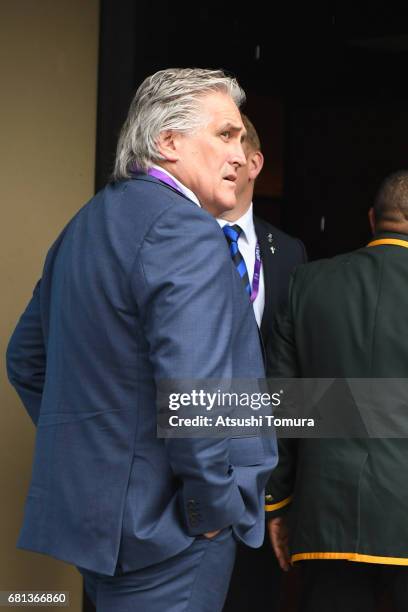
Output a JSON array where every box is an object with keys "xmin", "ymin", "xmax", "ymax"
[{"xmin": 113, "ymin": 68, "xmax": 246, "ymax": 179}]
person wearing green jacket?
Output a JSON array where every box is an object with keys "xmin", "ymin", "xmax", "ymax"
[{"xmin": 266, "ymin": 170, "xmax": 408, "ymax": 612}]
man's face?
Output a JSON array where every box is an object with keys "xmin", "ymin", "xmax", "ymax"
[
  {"xmin": 173, "ymin": 91, "xmax": 247, "ymax": 216},
  {"xmin": 234, "ymin": 142, "xmax": 252, "ymax": 204}
]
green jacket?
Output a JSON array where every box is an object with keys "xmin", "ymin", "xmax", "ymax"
[{"xmin": 265, "ymin": 232, "xmax": 408, "ymax": 566}]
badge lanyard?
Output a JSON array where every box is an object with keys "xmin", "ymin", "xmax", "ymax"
[
  {"xmin": 147, "ymin": 168, "xmax": 182, "ymax": 194},
  {"xmin": 250, "ymin": 243, "xmax": 262, "ymax": 303}
]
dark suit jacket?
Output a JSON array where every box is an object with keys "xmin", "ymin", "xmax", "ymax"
[
  {"xmin": 254, "ymin": 216, "xmax": 307, "ymax": 349},
  {"xmin": 6, "ymin": 175, "xmax": 278, "ymax": 575},
  {"xmin": 266, "ymin": 232, "xmax": 408, "ymax": 564}
]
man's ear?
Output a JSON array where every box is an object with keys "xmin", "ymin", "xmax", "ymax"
[
  {"xmin": 247, "ymin": 150, "xmax": 264, "ymax": 181},
  {"xmin": 156, "ymin": 130, "xmax": 180, "ymax": 162},
  {"xmin": 368, "ymin": 207, "xmax": 376, "ymax": 235}
]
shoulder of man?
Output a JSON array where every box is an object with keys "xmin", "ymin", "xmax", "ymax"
[
  {"xmin": 89, "ymin": 174, "xmax": 222, "ymax": 239},
  {"xmin": 254, "ymin": 214, "xmax": 307, "ymax": 263},
  {"xmin": 289, "ymin": 248, "xmax": 365, "ymax": 297},
  {"xmin": 116, "ymin": 174, "xmax": 205, "ymax": 215},
  {"xmin": 254, "ymin": 215, "xmax": 297, "ymax": 243}
]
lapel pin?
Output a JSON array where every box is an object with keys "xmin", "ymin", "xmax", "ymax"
[{"xmin": 267, "ymin": 234, "xmax": 276, "ymax": 254}]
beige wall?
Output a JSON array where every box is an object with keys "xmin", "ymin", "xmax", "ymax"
[{"xmin": 0, "ymin": 1, "xmax": 99, "ymax": 609}]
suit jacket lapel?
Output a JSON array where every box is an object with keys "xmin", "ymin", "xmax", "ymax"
[{"xmin": 254, "ymin": 217, "xmax": 278, "ymax": 344}]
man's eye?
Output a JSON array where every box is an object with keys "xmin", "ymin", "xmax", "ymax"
[{"xmin": 221, "ymin": 131, "xmax": 231, "ymax": 139}]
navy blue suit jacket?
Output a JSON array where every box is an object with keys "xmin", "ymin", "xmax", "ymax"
[{"xmin": 7, "ymin": 175, "xmax": 277, "ymax": 575}]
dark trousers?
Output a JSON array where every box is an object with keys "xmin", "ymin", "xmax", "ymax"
[
  {"xmin": 223, "ymin": 531, "xmax": 283, "ymax": 612},
  {"xmin": 299, "ymin": 560, "xmax": 408, "ymax": 612},
  {"xmin": 79, "ymin": 528, "xmax": 236, "ymax": 612}
]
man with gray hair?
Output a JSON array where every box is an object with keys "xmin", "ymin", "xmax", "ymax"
[{"xmin": 7, "ymin": 68, "xmax": 277, "ymax": 611}]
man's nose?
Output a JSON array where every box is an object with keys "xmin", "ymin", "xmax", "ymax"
[{"xmin": 232, "ymin": 141, "xmax": 247, "ymax": 168}]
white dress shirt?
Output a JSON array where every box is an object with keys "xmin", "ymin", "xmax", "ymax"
[{"xmin": 217, "ymin": 204, "xmax": 265, "ymax": 327}]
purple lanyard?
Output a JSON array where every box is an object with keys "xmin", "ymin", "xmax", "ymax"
[
  {"xmin": 147, "ymin": 168, "xmax": 183, "ymax": 194},
  {"xmin": 250, "ymin": 242, "xmax": 262, "ymax": 303}
]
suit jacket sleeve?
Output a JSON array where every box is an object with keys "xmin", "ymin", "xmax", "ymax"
[
  {"xmin": 132, "ymin": 203, "xmax": 247, "ymax": 535},
  {"xmin": 6, "ymin": 281, "xmax": 45, "ymax": 425},
  {"xmin": 265, "ymin": 271, "xmax": 300, "ymax": 517}
]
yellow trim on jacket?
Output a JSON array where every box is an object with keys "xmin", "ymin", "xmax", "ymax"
[
  {"xmin": 265, "ymin": 495, "xmax": 292, "ymax": 512},
  {"xmin": 291, "ymin": 552, "xmax": 408, "ymax": 566},
  {"xmin": 367, "ymin": 238, "xmax": 408, "ymax": 249}
]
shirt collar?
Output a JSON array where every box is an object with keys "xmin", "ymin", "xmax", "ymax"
[
  {"xmin": 150, "ymin": 164, "xmax": 201, "ymax": 207},
  {"xmin": 373, "ymin": 230, "xmax": 408, "ymax": 241},
  {"xmin": 216, "ymin": 203, "xmax": 255, "ymax": 244}
]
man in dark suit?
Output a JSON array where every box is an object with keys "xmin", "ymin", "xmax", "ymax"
[
  {"xmin": 220, "ymin": 114, "xmax": 307, "ymax": 611},
  {"xmin": 267, "ymin": 170, "xmax": 408, "ymax": 611},
  {"xmin": 6, "ymin": 68, "xmax": 278, "ymax": 612}
]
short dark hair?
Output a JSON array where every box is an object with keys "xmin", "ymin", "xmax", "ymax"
[
  {"xmin": 374, "ymin": 170, "xmax": 408, "ymax": 223},
  {"xmin": 241, "ymin": 114, "xmax": 261, "ymax": 152}
]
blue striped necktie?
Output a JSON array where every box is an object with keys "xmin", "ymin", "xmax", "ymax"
[{"xmin": 223, "ymin": 224, "xmax": 251, "ymax": 296}]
